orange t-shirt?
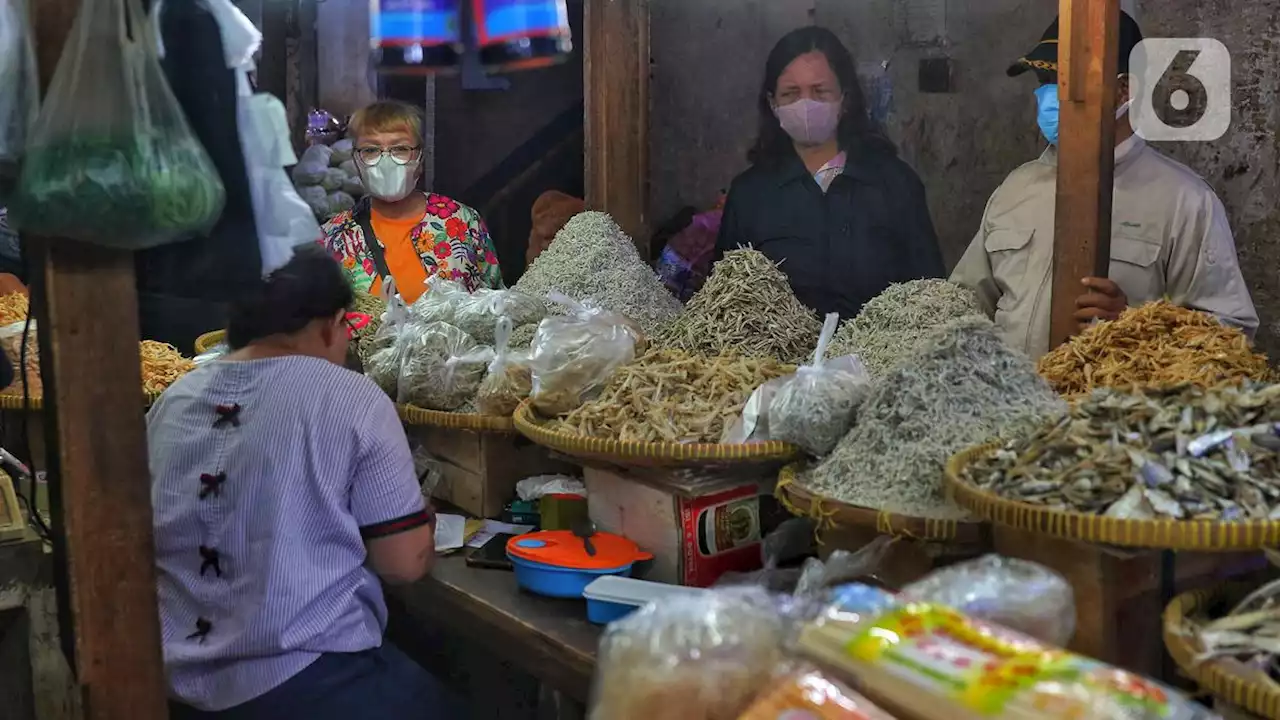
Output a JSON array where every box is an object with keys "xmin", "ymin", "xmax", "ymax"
[{"xmin": 369, "ymin": 211, "xmax": 430, "ymax": 304}]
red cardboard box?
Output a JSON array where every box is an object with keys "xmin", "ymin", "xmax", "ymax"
[{"xmin": 583, "ymin": 466, "xmax": 763, "ymax": 587}]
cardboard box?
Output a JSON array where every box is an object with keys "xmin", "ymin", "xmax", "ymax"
[
  {"xmin": 411, "ymin": 426, "xmax": 576, "ymax": 518},
  {"xmin": 0, "ymin": 471, "xmax": 23, "ymax": 543},
  {"xmin": 584, "ymin": 466, "xmax": 763, "ymax": 587}
]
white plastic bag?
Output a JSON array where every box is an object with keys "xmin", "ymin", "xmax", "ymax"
[
  {"xmin": 528, "ymin": 293, "xmax": 644, "ymax": 416},
  {"xmin": 0, "ymin": 0, "xmax": 38, "ymax": 202},
  {"xmin": 768, "ymin": 313, "xmax": 871, "ymax": 456},
  {"xmin": 363, "ymin": 298, "xmax": 409, "ymax": 395},
  {"xmin": 476, "ymin": 316, "xmax": 533, "ymax": 416}
]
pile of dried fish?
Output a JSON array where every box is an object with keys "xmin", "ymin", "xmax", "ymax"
[
  {"xmin": 802, "ymin": 317, "xmax": 1066, "ymax": 519},
  {"xmin": 827, "ymin": 279, "xmax": 985, "ymax": 378},
  {"xmin": 1038, "ymin": 300, "xmax": 1272, "ymax": 396},
  {"xmin": 514, "ymin": 212, "xmax": 682, "ymax": 336},
  {"xmin": 1186, "ymin": 579, "xmax": 1280, "ymax": 680},
  {"xmin": 654, "ymin": 249, "xmax": 821, "ymax": 363},
  {"xmin": 546, "ymin": 349, "xmax": 793, "ymax": 444},
  {"xmin": 962, "ymin": 382, "xmax": 1280, "ymax": 520}
]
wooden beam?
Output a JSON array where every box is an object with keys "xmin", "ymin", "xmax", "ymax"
[
  {"xmin": 584, "ymin": 0, "xmax": 650, "ymax": 250},
  {"xmin": 30, "ymin": 0, "xmax": 168, "ymax": 717},
  {"xmin": 1050, "ymin": 0, "xmax": 1120, "ymax": 349}
]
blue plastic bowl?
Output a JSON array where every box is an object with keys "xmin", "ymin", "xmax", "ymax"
[{"xmin": 508, "ymin": 555, "xmax": 635, "ymax": 598}]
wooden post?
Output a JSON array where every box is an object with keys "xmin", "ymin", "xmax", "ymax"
[
  {"xmin": 30, "ymin": 0, "xmax": 169, "ymax": 717},
  {"xmin": 1049, "ymin": 0, "xmax": 1120, "ymax": 349},
  {"xmin": 584, "ymin": 0, "xmax": 650, "ymax": 251}
]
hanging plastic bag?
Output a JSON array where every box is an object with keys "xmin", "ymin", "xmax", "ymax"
[
  {"xmin": 476, "ymin": 316, "xmax": 533, "ymax": 416},
  {"xmin": 10, "ymin": 0, "xmax": 226, "ymax": 248},
  {"xmin": 0, "ymin": 0, "xmax": 38, "ymax": 203},
  {"xmin": 528, "ymin": 293, "xmax": 645, "ymax": 417},
  {"xmin": 396, "ymin": 321, "xmax": 493, "ymax": 411},
  {"xmin": 362, "ymin": 297, "xmax": 410, "ymax": 395},
  {"xmin": 407, "ymin": 275, "xmax": 470, "ymax": 324},
  {"xmin": 453, "ymin": 286, "xmax": 546, "ymax": 345},
  {"xmin": 768, "ymin": 313, "xmax": 871, "ymax": 456}
]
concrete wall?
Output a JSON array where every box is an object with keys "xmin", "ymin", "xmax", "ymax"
[{"xmin": 649, "ymin": 0, "xmax": 1280, "ymax": 357}]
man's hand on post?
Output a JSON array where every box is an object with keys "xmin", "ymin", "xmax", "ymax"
[{"xmin": 1073, "ymin": 277, "xmax": 1128, "ymax": 330}]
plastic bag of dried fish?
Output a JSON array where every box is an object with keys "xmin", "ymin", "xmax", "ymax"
[
  {"xmin": 476, "ymin": 316, "xmax": 533, "ymax": 416},
  {"xmin": 363, "ymin": 298, "xmax": 411, "ymax": 397},
  {"xmin": 396, "ymin": 321, "xmax": 494, "ymax": 411},
  {"xmin": 452, "ymin": 286, "xmax": 546, "ymax": 345},
  {"xmin": 407, "ymin": 275, "xmax": 470, "ymax": 326},
  {"xmin": 768, "ymin": 313, "xmax": 871, "ymax": 456},
  {"xmin": 529, "ymin": 294, "xmax": 645, "ymax": 416}
]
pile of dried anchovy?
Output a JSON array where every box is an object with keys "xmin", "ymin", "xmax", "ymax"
[
  {"xmin": 1038, "ymin": 300, "xmax": 1272, "ymax": 396},
  {"xmin": 514, "ymin": 212, "xmax": 682, "ymax": 336},
  {"xmin": 962, "ymin": 382, "xmax": 1280, "ymax": 520},
  {"xmin": 827, "ymin": 279, "xmax": 985, "ymax": 378},
  {"xmin": 546, "ymin": 349, "xmax": 793, "ymax": 444},
  {"xmin": 655, "ymin": 249, "xmax": 821, "ymax": 363},
  {"xmin": 1185, "ymin": 578, "xmax": 1280, "ymax": 678},
  {"xmin": 803, "ymin": 317, "xmax": 1066, "ymax": 518}
]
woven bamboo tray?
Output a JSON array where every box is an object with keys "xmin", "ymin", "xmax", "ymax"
[
  {"xmin": 777, "ymin": 463, "xmax": 989, "ymax": 545},
  {"xmin": 512, "ymin": 400, "xmax": 802, "ymax": 468},
  {"xmin": 0, "ymin": 390, "xmax": 164, "ymax": 411},
  {"xmin": 1165, "ymin": 583, "xmax": 1280, "ymax": 719},
  {"xmin": 194, "ymin": 329, "xmax": 226, "ymax": 355},
  {"xmin": 944, "ymin": 442, "xmax": 1280, "ymax": 551},
  {"xmin": 397, "ymin": 404, "xmax": 516, "ymax": 433}
]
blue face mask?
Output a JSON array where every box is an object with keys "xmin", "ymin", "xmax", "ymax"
[{"xmin": 1034, "ymin": 84, "xmax": 1060, "ymax": 145}]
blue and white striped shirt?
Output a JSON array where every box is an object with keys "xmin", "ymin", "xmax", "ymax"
[{"xmin": 147, "ymin": 355, "xmax": 429, "ymax": 711}]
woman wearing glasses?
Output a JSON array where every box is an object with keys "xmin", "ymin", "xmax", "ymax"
[{"xmin": 323, "ymin": 101, "xmax": 503, "ymax": 303}]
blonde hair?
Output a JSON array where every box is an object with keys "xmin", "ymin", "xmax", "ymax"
[{"xmin": 348, "ymin": 101, "xmax": 423, "ymax": 142}]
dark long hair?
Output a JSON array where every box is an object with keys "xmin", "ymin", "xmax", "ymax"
[
  {"xmin": 748, "ymin": 26, "xmax": 894, "ymax": 166},
  {"xmin": 226, "ymin": 245, "xmax": 354, "ymax": 349}
]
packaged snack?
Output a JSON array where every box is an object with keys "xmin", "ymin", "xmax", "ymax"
[{"xmin": 738, "ymin": 670, "xmax": 897, "ymax": 719}]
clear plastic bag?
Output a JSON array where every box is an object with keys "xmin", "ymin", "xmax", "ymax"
[
  {"xmin": 769, "ymin": 313, "xmax": 872, "ymax": 456},
  {"xmin": 362, "ymin": 298, "xmax": 409, "ymax": 396},
  {"xmin": 407, "ymin": 275, "xmax": 470, "ymax": 325},
  {"xmin": 452, "ymin": 286, "xmax": 546, "ymax": 345},
  {"xmin": 0, "ymin": 0, "xmax": 38, "ymax": 203},
  {"xmin": 900, "ymin": 554, "xmax": 1076, "ymax": 646},
  {"xmin": 589, "ymin": 587, "xmax": 789, "ymax": 720},
  {"xmin": 396, "ymin": 321, "xmax": 493, "ymax": 411},
  {"xmin": 476, "ymin": 316, "xmax": 532, "ymax": 416},
  {"xmin": 10, "ymin": 0, "xmax": 226, "ymax": 248},
  {"xmin": 528, "ymin": 293, "xmax": 644, "ymax": 416}
]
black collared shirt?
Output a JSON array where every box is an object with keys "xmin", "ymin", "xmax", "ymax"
[{"xmin": 715, "ymin": 147, "xmax": 945, "ymax": 320}]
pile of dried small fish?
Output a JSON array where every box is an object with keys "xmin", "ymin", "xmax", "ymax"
[
  {"xmin": 546, "ymin": 349, "xmax": 793, "ymax": 444},
  {"xmin": 514, "ymin": 211, "xmax": 682, "ymax": 336},
  {"xmin": 827, "ymin": 279, "xmax": 985, "ymax": 378},
  {"xmin": 1186, "ymin": 579, "xmax": 1280, "ymax": 679},
  {"xmin": 1038, "ymin": 300, "xmax": 1272, "ymax": 397},
  {"xmin": 802, "ymin": 317, "xmax": 1066, "ymax": 519},
  {"xmin": 963, "ymin": 382, "xmax": 1280, "ymax": 520},
  {"xmin": 654, "ymin": 249, "xmax": 821, "ymax": 363}
]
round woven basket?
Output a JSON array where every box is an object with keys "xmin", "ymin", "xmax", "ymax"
[
  {"xmin": 0, "ymin": 390, "xmax": 165, "ymax": 411},
  {"xmin": 1165, "ymin": 583, "xmax": 1280, "ymax": 719},
  {"xmin": 194, "ymin": 329, "xmax": 226, "ymax": 355},
  {"xmin": 777, "ymin": 463, "xmax": 990, "ymax": 545},
  {"xmin": 397, "ymin": 404, "xmax": 516, "ymax": 433},
  {"xmin": 944, "ymin": 442, "xmax": 1280, "ymax": 551},
  {"xmin": 512, "ymin": 400, "xmax": 802, "ymax": 468}
]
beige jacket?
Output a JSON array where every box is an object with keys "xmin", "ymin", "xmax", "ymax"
[{"xmin": 950, "ymin": 137, "xmax": 1258, "ymax": 360}]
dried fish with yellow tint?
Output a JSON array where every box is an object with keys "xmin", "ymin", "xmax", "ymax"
[
  {"xmin": 1038, "ymin": 300, "xmax": 1272, "ymax": 397},
  {"xmin": 962, "ymin": 382, "xmax": 1280, "ymax": 520}
]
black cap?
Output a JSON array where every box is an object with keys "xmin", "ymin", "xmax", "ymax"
[{"xmin": 1007, "ymin": 11, "xmax": 1144, "ymax": 79}]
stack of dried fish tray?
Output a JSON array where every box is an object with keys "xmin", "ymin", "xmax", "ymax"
[
  {"xmin": 1165, "ymin": 581, "xmax": 1280, "ymax": 719},
  {"xmin": 945, "ymin": 382, "xmax": 1280, "ymax": 551}
]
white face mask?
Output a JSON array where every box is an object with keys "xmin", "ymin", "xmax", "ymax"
[{"xmin": 358, "ymin": 157, "xmax": 420, "ymax": 202}]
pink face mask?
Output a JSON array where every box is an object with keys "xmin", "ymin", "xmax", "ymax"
[{"xmin": 774, "ymin": 99, "xmax": 842, "ymax": 145}]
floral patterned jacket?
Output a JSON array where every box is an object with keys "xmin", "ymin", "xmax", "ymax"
[{"xmin": 322, "ymin": 192, "xmax": 503, "ymax": 295}]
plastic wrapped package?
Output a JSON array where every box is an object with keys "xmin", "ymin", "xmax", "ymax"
[
  {"xmin": 476, "ymin": 317, "xmax": 532, "ymax": 416},
  {"xmin": 739, "ymin": 670, "xmax": 897, "ymax": 720},
  {"xmin": 408, "ymin": 276, "xmax": 471, "ymax": 325},
  {"xmin": 452, "ymin": 287, "xmax": 547, "ymax": 345},
  {"xmin": 340, "ymin": 174, "xmax": 364, "ymax": 197},
  {"xmin": 900, "ymin": 554, "xmax": 1075, "ymax": 646},
  {"xmin": 769, "ymin": 313, "xmax": 872, "ymax": 456},
  {"xmin": 325, "ymin": 191, "xmax": 355, "ymax": 218},
  {"xmin": 411, "ymin": 441, "xmax": 444, "ymax": 499},
  {"xmin": 10, "ymin": 0, "xmax": 226, "ymax": 249},
  {"xmin": 589, "ymin": 587, "xmax": 788, "ymax": 720},
  {"xmin": 0, "ymin": 0, "xmax": 38, "ymax": 202},
  {"xmin": 797, "ymin": 585, "xmax": 1216, "ymax": 720},
  {"xmin": 362, "ymin": 299, "xmax": 409, "ymax": 395},
  {"xmin": 291, "ymin": 143, "xmax": 333, "ymax": 185},
  {"xmin": 529, "ymin": 294, "xmax": 645, "ymax": 416},
  {"xmin": 329, "ymin": 138, "xmax": 354, "ymax": 164},
  {"xmin": 396, "ymin": 321, "xmax": 493, "ymax": 411},
  {"xmin": 319, "ymin": 166, "xmax": 345, "ymax": 191},
  {"xmin": 297, "ymin": 184, "xmax": 328, "ymax": 218}
]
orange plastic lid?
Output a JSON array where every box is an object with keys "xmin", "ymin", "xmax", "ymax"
[{"xmin": 507, "ymin": 530, "xmax": 653, "ymax": 571}]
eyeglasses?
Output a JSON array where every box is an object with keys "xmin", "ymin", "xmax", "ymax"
[
  {"xmin": 355, "ymin": 145, "xmax": 422, "ymax": 167},
  {"xmin": 343, "ymin": 312, "xmax": 371, "ymax": 340}
]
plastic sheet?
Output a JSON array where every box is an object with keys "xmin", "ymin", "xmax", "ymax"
[
  {"xmin": 396, "ymin": 321, "xmax": 492, "ymax": 411},
  {"xmin": 476, "ymin": 316, "xmax": 532, "ymax": 416},
  {"xmin": 528, "ymin": 294, "xmax": 644, "ymax": 416},
  {"xmin": 0, "ymin": 0, "xmax": 38, "ymax": 203},
  {"xmin": 589, "ymin": 587, "xmax": 789, "ymax": 720},
  {"xmin": 769, "ymin": 313, "xmax": 872, "ymax": 456},
  {"xmin": 900, "ymin": 554, "xmax": 1076, "ymax": 646}
]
